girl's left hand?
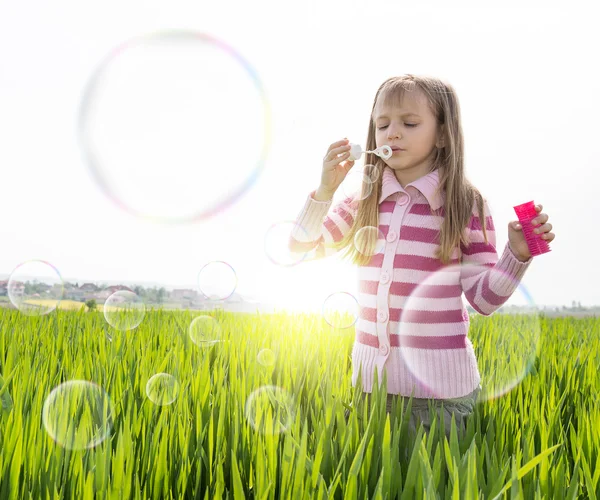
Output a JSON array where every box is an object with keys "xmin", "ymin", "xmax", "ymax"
[{"xmin": 508, "ymin": 203, "xmax": 555, "ymax": 262}]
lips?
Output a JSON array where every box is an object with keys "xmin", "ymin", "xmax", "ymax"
[{"xmin": 390, "ymin": 146, "xmax": 404, "ymax": 151}]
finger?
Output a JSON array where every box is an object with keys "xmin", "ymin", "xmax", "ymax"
[
  {"xmin": 343, "ymin": 160, "xmax": 355, "ymax": 172},
  {"xmin": 535, "ymin": 223, "xmax": 552, "ymax": 233},
  {"xmin": 328, "ymin": 139, "xmax": 349, "ymax": 151},
  {"xmin": 325, "ymin": 145, "xmax": 351, "ymax": 163},
  {"xmin": 513, "ymin": 222, "xmax": 522, "ymax": 230},
  {"xmin": 326, "ymin": 151, "xmax": 351, "ymax": 166},
  {"xmin": 535, "ymin": 204, "xmax": 543, "ymax": 211}
]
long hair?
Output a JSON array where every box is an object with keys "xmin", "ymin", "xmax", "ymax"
[{"xmin": 334, "ymin": 74, "xmax": 489, "ymax": 266}]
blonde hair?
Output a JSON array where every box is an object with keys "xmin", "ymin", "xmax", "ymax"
[{"xmin": 334, "ymin": 74, "xmax": 489, "ymax": 266}]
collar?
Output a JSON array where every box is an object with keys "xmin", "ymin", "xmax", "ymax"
[{"xmin": 378, "ymin": 166, "xmax": 444, "ymax": 211}]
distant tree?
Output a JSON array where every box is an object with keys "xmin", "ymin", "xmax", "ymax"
[
  {"xmin": 157, "ymin": 287, "xmax": 167, "ymax": 304},
  {"xmin": 134, "ymin": 285, "xmax": 144, "ymax": 297},
  {"xmin": 85, "ymin": 299, "xmax": 97, "ymax": 311}
]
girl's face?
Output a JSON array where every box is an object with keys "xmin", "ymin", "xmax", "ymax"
[{"xmin": 372, "ymin": 89, "xmax": 442, "ymax": 186}]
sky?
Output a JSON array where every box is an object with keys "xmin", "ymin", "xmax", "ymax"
[{"xmin": 0, "ymin": 0, "xmax": 596, "ymax": 311}]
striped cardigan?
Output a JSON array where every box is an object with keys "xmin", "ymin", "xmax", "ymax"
[{"xmin": 290, "ymin": 166, "xmax": 533, "ymax": 399}]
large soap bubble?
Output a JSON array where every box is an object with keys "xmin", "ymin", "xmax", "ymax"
[
  {"xmin": 42, "ymin": 380, "xmax": 114, "ymax": 450},
  {"xmin": 189, "ymin": 314, "xmax": 222, "ymax": 347},
  {"xmin": 104, "ymin": 290, "xmax": 146, "ymax": 331},
  {"xmin": 197, "ymin": 261, "xmax": 237, "ymax": 301},
  {"xmin": 264, "ymin": 221, "xmax": 312, "ymax": 267},
  {"xmin": 396, "ymin": 263, "xmax": 541, "ymax": 401},
  {"xmin": 78, "ymin": 30, "xmax": 271, "ymax": 224},
  {"xmin": 7, "ymin": 260, "xmax": 64, "ymax": 316},
  {"xmin": 146, "ymin": 373, "xmax": 180, "ymax": 406},
  {"xmin": 245, "ymin": 385, "xmax": 296, "ymax": 435},
  {"xmin": 322, "ymin": 292, "xmax": 360, "ymax": 329}
]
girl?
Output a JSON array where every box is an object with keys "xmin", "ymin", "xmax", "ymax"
[{"xmin": 289, "ymin": 74, "xmax": 556, "ymax": 439}]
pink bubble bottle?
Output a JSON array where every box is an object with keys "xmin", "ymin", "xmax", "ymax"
[{"xmin": 513, "ymin": 201, "xmax": 551, "ymax": 257}]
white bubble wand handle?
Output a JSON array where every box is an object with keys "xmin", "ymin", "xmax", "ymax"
[{"xmin": 348, "ymin": 144, "xmax": 392, "ymax": 161}]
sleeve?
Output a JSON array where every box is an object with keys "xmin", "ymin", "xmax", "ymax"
[
  {"xmin": 288, "ymin": 189, "xmax": 359, "ymax": 263},
  {"xmin": 459, "ymin": 198, "xmax": 533, "ymax": 316}
]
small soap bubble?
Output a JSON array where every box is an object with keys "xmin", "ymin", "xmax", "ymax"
[
  {"xmin": 103, "ymin": 291, "xmax": 146, "ymax": 331},
  {"xmin": 42, "ymin": 380, "xmax": 114, "ymax": 450},
  {"xmin": 322, "ymin": 292, "xmax": 359, "ymax": 329},
  {"xmin": 354, "ymin": 226, "xmax": 385, "ymax": 257},
  {"xmin": 245, "ymin": 385, "xmax": 295, "ymax": 435},
  {"xmin": 197, "ymin": 261, "xmax": 237, "ymax": 300},
  {"xmin": 257, "ymin": 348, "xmax": 276, "ymax": 367},
  {"xmin": 7, "ymin": 260, "xmax": 64, "ymax": 316},
  {"xmin": 397, "ymin": 263, "xmax": 541, "ymax": 401},
  {"xmin": 341, "ymin": 171, "xmax": 373, "ymax": 201},
  {"xmin": 264, "ymin": 221, "xmax": 311, "ymax": 267},
  {"xmin": 189, "ymin": 315, "xmax": 222, "ymax": 346},
  {"xmin": 146, "ymin": 373, "xmax": 180, "ymax": 406},
  {"xmin": 363, "ymin": 163, "xmax": 380, "ymax": 183}
]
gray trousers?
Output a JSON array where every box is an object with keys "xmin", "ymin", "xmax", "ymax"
[{"xmin": 344, "ymin": 385, "xmax": 481, "ymax": 439}]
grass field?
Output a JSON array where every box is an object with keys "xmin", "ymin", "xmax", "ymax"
[{"xmin": 0, "ymin": 308, "xmax": 598, "ymax": 499}]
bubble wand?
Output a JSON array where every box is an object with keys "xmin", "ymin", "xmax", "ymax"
[{"xmin": 348, "ymin": 144, "xmax": 393, "ymax": 161}]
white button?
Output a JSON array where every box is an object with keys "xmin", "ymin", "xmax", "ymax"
[
  {"xmin": 386, "ymin": 231, "xmax": 397, "ymax": 242},
  {"xmin": 379, "ymin": 344, "xmax": 389, "ymax": 355},
  {"xmin": 377, "ymin": 310, "xmax": 388, "ymax": 322},
  {"xmin": 380, "ymin": 272, "xmax": 389, "ymax": 284},
  {"xmin": 397, "ymin": 195, "xmax": 409, "ymax": 206}
]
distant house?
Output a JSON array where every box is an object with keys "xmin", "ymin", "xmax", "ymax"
[
  {"xmin": 0, "ymin": 280, "xmax": 24, "ymax": 297},
  {"xmin": 171, "ymin": 289, "xmax": 198, "ymax": 300},
  {"xmin": 97, "ymin": 285, "xmax": 134, "ymax": 301},
  {"xmin": 80, "ymin": 283, "xmax": 99, "ymax": 292}
]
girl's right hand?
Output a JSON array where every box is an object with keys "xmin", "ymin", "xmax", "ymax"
[{"xmin": 319, "ymin": 138, "xmax": 355, "ymax": 196}]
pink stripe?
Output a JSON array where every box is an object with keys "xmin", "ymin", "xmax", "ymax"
[
  {"xmin": 336, "ymin": 205, "xmax": 354, "ymax": 227},
  {"xmin": 376, "ymin": 224, "xmax": 441, "ymax": 245},
  {"xmin": 409, "ymin": 204, "xmax": 445, "ymax": 217},
  {"xmin": 400, "ymin": 225, "xmax": 441, "ymax": 244},
  {"xmin": 359, "ymin": 279, "xmax": 462, "ymax": 298},
  {"xmin": 366, "ymin": 253, "xmax": 460, "ymax": 271},
  {"xmin": 324, "ymin": 218, "xmax": 343, "ymax": 242},
  {"xmin": 470, "ymin": 215, "xmax": 495, "ymax": 231},
  {"xmin": 380, "ymin": 200, "xmax": 397, "ymax": 213},
  {"xmin": 361, "ymin": 306, "xmax": 465, "ymax": 323},
  {"xmin": 461, "ymin": 241, "xmax": 496, "ymax": 256},
  {"xmin": 357, "ymin": 330, "xmax": 467, "ymax": 349}
]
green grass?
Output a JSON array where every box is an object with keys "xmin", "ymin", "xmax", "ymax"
[{"xmin": 0, "ymin": 308, "xmax": 598, "ymax": 499}]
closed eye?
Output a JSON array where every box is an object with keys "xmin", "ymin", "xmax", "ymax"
[{"xmin": 377, "ymin": 124, "xmax": 417, "ymax": 130}]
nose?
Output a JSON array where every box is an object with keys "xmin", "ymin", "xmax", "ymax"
[{"xmin": 386, "ymin": 123, "xmax": 401, "ymax": 140}]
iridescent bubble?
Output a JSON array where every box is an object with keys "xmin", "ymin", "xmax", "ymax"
[
  {"xmin": 257, "ymin": 348, "xmax": 275, "ymax": 367},
  {"xmin": 189, "ymin": 315, "xmax": 222, "ymax": 347},
  {"xmin": 363, "ymin": 163, "xmax": 381, "ymax": 183},
  {"xmin": 103, "ymin": 291, "xmax": 146, "ymax": 331},
  {"xmin": 264, "ymin": 221, "xmax": 311, "ymax": 267},
  {"xmin": 42, "ymin": 380, "xmax": 114, "ymax": 450},
  {"xmin": 322, "ymin": 292, "xmax": 359, "ymax": 329},
  {"xmin": 198, "ymin": 261, "xmax": 237, "ymax": 300},
  {"xmin": 396, "ymin": 263, "xmax": 541, "ymax": 401},
  {"xmin": 245, "ymin": 385, "xmax": 295, "ymax": 435},
  {"xmin": 78, "ymin": 31, "xmax": 271, "ymax": 224},
  {"xmin": 146, "ymin": 373, "xmax": 179, "ymax": 406},
  {"xmin": 354, "ymin": 226, "xmax": 385, "ymax": 257},
  {"xmin": 341, "ymin": 171, "xmax": 373, "ymax": 201},
  {"xmin": 7, "ymin": 260, "xmax": 64, "ymax": 316}
]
